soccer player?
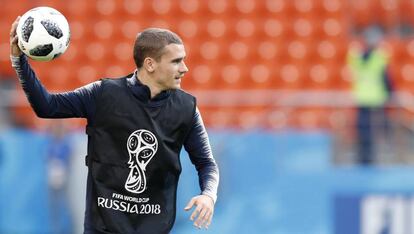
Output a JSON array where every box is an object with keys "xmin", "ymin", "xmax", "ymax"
[{"xmin": 10, "ymin": 16, "xmax": 219, "ymax": 234}]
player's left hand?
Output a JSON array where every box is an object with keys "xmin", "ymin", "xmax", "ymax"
[{"xmin": 184, "ymin": 194, "xmax": 215, "ymax": 229}]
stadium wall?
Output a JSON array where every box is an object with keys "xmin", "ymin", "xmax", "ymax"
[{"xmin": 1, "ymin": 129, "xmax": 414, "ymax": 234}]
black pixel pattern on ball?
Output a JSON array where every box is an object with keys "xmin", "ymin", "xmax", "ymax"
[
  {"xmin": 53, "ymin": 53, "xmax": 62, "ymax": 59},
  {"xmin": 21, "ymin": 16, "xmax": 34, "ymax": 42},
  {"xmin": 48, "ymin": 9, "xmax": 60, "ymax": 15},
  {"xmin": 41, "ymin": 20, "xmax": 63, "ymax": 39},
  {"xmin": 65, "ymin": 31, "xmax": 70, "ymax": 46},
  {"xmin": 29, "ymin": 44, "xmax": 53, "ymax": 56}
]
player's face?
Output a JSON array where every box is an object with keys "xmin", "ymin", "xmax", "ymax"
[{"xmin": 153, "ymin": 43, "xmax": 188, "ymax": 90}]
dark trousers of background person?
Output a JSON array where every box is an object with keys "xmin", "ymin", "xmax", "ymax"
[{"xmin": 356, "ymin": 107, "xmax": 389, "ymax": 165}]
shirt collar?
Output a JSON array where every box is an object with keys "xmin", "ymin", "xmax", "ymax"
[{"xmin": 127, "ymin": 70, "xmax": 170, "ymax": 103}]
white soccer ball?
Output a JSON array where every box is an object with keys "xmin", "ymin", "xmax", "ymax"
[{"xmin": 16, "ymin": 6, "xmax": 70, "ymax": 61}]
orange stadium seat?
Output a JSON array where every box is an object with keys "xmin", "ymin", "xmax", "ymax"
[
  {"xmin": 45, "ymin": 65, "xmax": 72, "ymax": 91},
  {"xmin": 122, "ymin": 0, "xmax": 146, "ymax": 16},
  {"xmin": 38, "ymin": 1, "xmax": 69, "ymax": 13},
  {"xmin": 265, "ymin": 108, "xmax": 290, "ymax": 130},
  {"xmin": 286, "ymin": 40, "xmax": 315, "ymax": 64},
  {"xmin": 234, "ymin": 18, "xmax": 257, "ymax": 39},
  {"xmin": 66, "ymin": 0, "xmax": 98, "ymax": 20},
  {"xmin": 112, "ymin": 40, "xmax": 135, "ymax": 63},
  {"xmin": 0, "ymin": 39, "xmax": 14, "ymax": 77},
  {"xmin": 248, "ymin": 18, "xmax": 267, "ymax": 40},
  {"xmin": 277, "ymin": 63, "xmax": 308, "ymax": 90},
  {"xmin": 321, "ymin": 18, "xmax": 348, "ymax": 41},
  {"xmin": 205, "ymin": 18, "xmax": 228, "ymax": 39},
  {"xmin": 327, "ymin": 107, "xmax": 356, "ymax": 130},
  {"xmin": 383, "ymin": 37, "xmax": 404, "ymax": 62},
  {"xmin": 201, "ymin": 106, "xmax": 238, "ymax": 129},
  {"xmin": 320, "ymin": 0, "xmax": 343, "ymax": 18},
  {"xmin": 206, "ymin": 0, "xmax": 238, "ymax": 17},
  {"xmin": 199, "ymin": 41, "xmax": 222, "ymax": 61},
  {"xmin": 404, "ymin": 39, "xmax": 414, "ymax": 62},
  {"xmin": 291, "ymin": 0, "xmax": 319, "ymax": 19},
  {"xmin": 247, "ymin": 63, "xmax": 275, "ymax": 89},
  {"xmin": 264, "ymin": 64, "xmax": 284, "ymax": 89},
  {"xmin": 399, "ymin": 0, "xmax": 414, "ymax": 25},
  {"xmin": 312, "ymin": 0, "xmax": 327, "ymax": 16},
  {"xmin": 292, "ymin": 17, "xmax": 315, "ymax": 39},
  {"xmin": 306, "ymin": 64, "xmax": 333, "ymax": 90},
  {"xmin": 227, "ymin": 40, "xmax": 253, "ymax": 62},
  {"xmin": 93, "ymin": 19, "xmax": 116, "ymax": 40},
  {"xmin": 2, "ymin": 1, "xmax": 33, "ymax": 18},
  {"xmin": 312, "ymin": 42, "xmax": 345, "ymax": 73},
  {"xmin": 388, "ymin": 62, "xmax": 402, "ymax": 90},
  {"xmin": 29, "ymin": 61, "xmax": 51, "ymax": 82},
  {"xmin": 234, "ymin": 0, "xmax": 258, "ymax": 17},
  {"xmin": 263, "ymin": 0, "xmax": 294, "ymax": 17},
  {"xmin": 238, "ymin": 63, "xmax": 258, "ymax": 89},
  {"xmin": 289, "ymin": 107, "xmax": 330, "ymax": 130},
  {"xmin": 247, "ymin": 1, "xmax": 270, "ymax": 15},
  {"xmin": 218, "ymin": 62, "xmax": 249, "ymax": 90},
  {"xmin": 256, "ymin": 40, "xmax": 285, "ymax": 62},
  {"xmin": 262, "ymin": 17, "xmax": 293, "ymax": 41},
  {"xmin": 120, "ymin": 20, "xmax": 145, "ymax": 40},
  {"xmin": 336, "ymin": 64, "xmax": 352, "ymax": 90},
  {"xmin": 236, "ymin": 106, "xmax": 267, "ymax": 130},
  {"xmin": 95, "ymin": 0, "xmax": 127, "ymax": 18},
  {"xmin": 184, "ymin": 62, "xmax": 221, "ymax": 90},
  {"xmin": 393, "ymin": 63, "xmax": 414, "ymax": 92},
  {"xmin": 328, "ymin": 64, "xmax": 348, "ymax": 90},
  {"xmin": 177, "ymin": 0, "xmax": 202, "ymax": 16},
  {"xmin": 177, "ymin": 18, "xmax": 200, "ymax": 42},
  {"xmin": 153, "ymin": 0, "xmax": 180, "ymax": 16},
  {"xmin": 377, "ymin": 0, "xmax": 399, "ymax": 30},
  {"xmin": 347, "ymin": 0, "xmax": 373, "ymax": 28},
  {"xmin": 11, "ymin": 88, "xmax": 37, "ymax": 128},
  {"xmin": 301, "ymin": 17, "xmax": 326, "ymax": 40},
  {"xmin": 12, "ymin": 105, "xmax": 37, "ymax": 128},
  {"xmin": 182, "ymin": 40, "xmax": 203, "ymax": 64}
]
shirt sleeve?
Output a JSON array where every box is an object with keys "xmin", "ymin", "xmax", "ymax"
[
  {"xmin": 184, "ymin": 107, "xmax": 219, "ymax": 203},
  {"xmin": 11, "ymin": 55, "xmax": 100, "ymax": 122}
]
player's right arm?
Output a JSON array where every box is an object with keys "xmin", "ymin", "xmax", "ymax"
[{"xmin": 10, "ymin": 16, "xmax": 100, "ymax": 121}]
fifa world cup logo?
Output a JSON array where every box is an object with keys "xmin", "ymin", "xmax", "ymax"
[{"xmin": 125, "ymin": 129, "xmax": 158, "ymax": 194}]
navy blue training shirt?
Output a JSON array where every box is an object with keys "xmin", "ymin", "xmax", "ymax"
[{"xmin": 11, "ymin": 55, "xmax": 219, "ymax": 232}]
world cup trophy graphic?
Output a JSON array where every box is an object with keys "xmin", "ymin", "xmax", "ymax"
[{"xmin": 125, "ymin": 129, "xmax": 158, "ymax": 194}]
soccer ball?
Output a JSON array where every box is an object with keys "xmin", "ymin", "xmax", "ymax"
[{"xmin": 16, "ymin": 6, "xmax": 70, "ymax": 61}]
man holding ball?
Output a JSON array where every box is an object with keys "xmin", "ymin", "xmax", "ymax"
[{"xmin": 10, "ymin": 15, "xmax": 219, "ymax": 234}]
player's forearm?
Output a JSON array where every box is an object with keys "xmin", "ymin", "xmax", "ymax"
[
  {"xmin": 185, "ymin": 109, "xmax": 219, "ymax": 203},
  {"xmin": 199, "ymin": 163, "xmax": 219, "ymax": 203},
  {"xmin": 11, "ymin": 54, "xmax": 56, "ymax": 118},
  {"xmin": 191, "ymin": 136, "xmax": 219, "ymax": 202}
]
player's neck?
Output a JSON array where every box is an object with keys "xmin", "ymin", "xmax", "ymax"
[{"xmin": 136, "ymin": 71, "xmax": 162, "ymax": 99}]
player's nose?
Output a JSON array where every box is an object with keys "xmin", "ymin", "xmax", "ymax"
[{"xmin": 180, "ymin": 61, "xmax": 189, "ymax": 73}]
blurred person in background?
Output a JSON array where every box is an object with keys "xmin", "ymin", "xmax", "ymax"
[
  {"xmin": 47, "ymin": 120, "xmax": 73, "ymax": 234},
  {"xmin": 10, "ymin": 16, "xmax": 219, "ymax": 234},
  {"xmin": 347, "ymin": 25, "xmax": 393, "ymax": 165}
]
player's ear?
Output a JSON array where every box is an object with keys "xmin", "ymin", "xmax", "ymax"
[{"xmin": 143, "ymin": 57, "xmax": 156, "ymax": 73}]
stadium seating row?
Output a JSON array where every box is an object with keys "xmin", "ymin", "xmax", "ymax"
[
  {"xmin": 2, "ymin": 0, "xmax": 414, "ymax": 129},
  {"xmin": 12, "ymin": 100, "xmax": 358, "ymax": 131}
]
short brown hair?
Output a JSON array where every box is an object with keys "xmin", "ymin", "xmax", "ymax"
[{"xmin": 133, "ymin": 28, "xmax": 183, "ymax": 69}]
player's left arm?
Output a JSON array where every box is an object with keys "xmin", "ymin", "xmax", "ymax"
[{"xmin": 183, "ymin": 107, "xmax": 219, "ymax": 229}]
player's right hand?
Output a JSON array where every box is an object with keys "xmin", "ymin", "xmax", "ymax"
[{"xmin": 10, "ymin": 16, "xmax": 22, "ymax": 57}]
